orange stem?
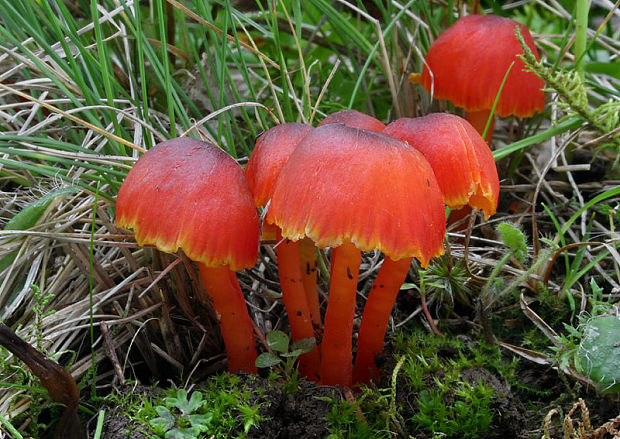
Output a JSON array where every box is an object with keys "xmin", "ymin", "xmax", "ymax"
[
  {"xmin": 299, "ymin": 237, "xmax": 322, "ymax": 332},
  {"xmin": 466, "ymin": 109, "xmax": 494, "ymax": 143},
  {"xmin": 198, "ymin": 263, "xmax": 258, "ymax": 373},
  {"xmin": 353, "ymin": 256, "xmax": 412, "ymax": 385},
  {"xmin": 275, "ymin": 231, "xmax": 321, "ymax": 381},
  {"xmin": 320, "ymin": 241, "xmax": 361, "ymax": 386}
]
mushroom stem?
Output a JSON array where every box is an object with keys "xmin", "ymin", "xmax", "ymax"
[
  {"xmin": 275, "ymin": 231, "xmax": 321, "ymax": 381},
  {"xmin": 299, "ymin": 237, "xmax": 322, "ymax": 331},
  {"xmin": 198, "ymin": 263, "xmax": 258, "ymax": 373},
  {"xmin": 353, "ymin": 256, "xmax": 412, "ymax": 385},
  {"xmin": 320, "ymin": 241, "xmax": 361, "ymax": 386},
  {"xmin": 466, "ymin": 109, "xmax": 495, "ymax": 143}
]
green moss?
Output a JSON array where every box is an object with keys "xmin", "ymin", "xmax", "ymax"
[
  {"xmin": 111, "ymin": 374, "xmax": 270, "ymax": 439},
  {"xmin": 412, "ymin": 382, "xmax": 494, "ymax": 438}
]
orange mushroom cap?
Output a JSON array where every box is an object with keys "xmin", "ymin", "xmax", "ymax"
[
  {"xmin": 116, "ymin": 137, "xmax": 259, "ymax": 271},
  {"xmin": 266, "ymin": 123, "xmax": 445, "ymax": 266},
  {"xmin": 245, "ymin": 122, "xmax": 313, "ymax": 207},
  {"xmin": 384, "ymin": 113, "xmax": 500, "ymax": 220},
  {"xmin": 421, "ymin": 15, "xmax": 545, "ymax": 118},
  {"xmin": 318, "ymin": 109, "xmax": 386, "ymax": 132}
]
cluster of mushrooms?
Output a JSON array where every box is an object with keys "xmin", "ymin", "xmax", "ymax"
[{"xmin": 115, "ymin": 15, "xmax": 544, "ymax": 388}]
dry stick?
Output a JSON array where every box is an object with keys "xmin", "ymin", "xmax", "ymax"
[
  {"xmin": 0, "ymin": 323, "xmax": 85, "ymax": 439},
  {"xmin": 528, "ymin": 128, "xmax": 583, "ymax": 259},
  {"xmin": 0, "ymin": 83, "xmax": 145, "ymax": 153},
  {"xmin": 181, "ymin": 102, "xmax": 279, "ymax": 138},
  {"xmin": 231, "ymin": 14, "xmax": 285, "ymax": 124},
  {"xmin": 421, "ymin": 291, "xmax": 444, "ymax": 338},
  {"xmin": 100, "ymin": 321, "xmax": 125, "ymax": 385},
  {"xmin": 542, "ymin": 241, "xmax": 606, "ymax": 288},
  {"xmin": 309, "ymin": 59, "xmax": 341, "ymax": 125}
]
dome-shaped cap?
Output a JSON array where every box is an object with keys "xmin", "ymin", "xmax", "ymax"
[
  {"xmin": 385, "ymin": 114, "xmax": 500, "ymax": 219},
  {"xmin": 116, "ymin": 137, "xmax": 259, "ymax": 271},
  {"xmin": 245, "ymin": 122, "xmax": 313, "ymax": 207},
  {"xmin": 318, "ymin": 109, "xmax": 386, "ymax": 132},
  {"xmin": 266, "ymin": 124, "xmax": 445, "ymax": 266},
  {"xmin": 421, "ymin": 15, "xmax": 545, "ymax": 118}
]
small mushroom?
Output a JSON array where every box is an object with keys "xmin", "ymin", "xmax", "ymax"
[
  {"xmin": 384, "ymin": 113, "xmax": 500, "ymax": 219},
  {"xmin": 414, "ymin": 15, "xmax": 544, "ymax": 141},
  {"xmin": 351, "ymin": 114, "xmax": 501, "ymax": 384},
  {"xmin": 245, "ymin": 122, "xmax": 321, "ymax": 381},
  {"xmin": 116, "ymin": 137, "xmax": 260, "ymax": 373}
]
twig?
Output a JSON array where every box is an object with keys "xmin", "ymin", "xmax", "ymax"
[{"xmin": 100, "ymin": 321, "xmax": 125, "ymax": 385}]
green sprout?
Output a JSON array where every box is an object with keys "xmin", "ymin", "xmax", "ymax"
[
  {"xmin": 255, "ymin": 330, "xmax": 315, "ymax": 393},
  {"xmin": 149, "ymin": 389, "xmax": 212, "ymax": 438}
]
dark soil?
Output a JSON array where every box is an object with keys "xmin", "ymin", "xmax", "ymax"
[
  {"xmin": 84, "ymin": 338, "xmax": 620, "ymax": 439},
  {"xmin": 88, "ymin": 377, "xmax": 343, "ymax": 439},
  {"xmin": 86, "ymin": 366, "xmax": 620, "ymax": 439},
  {"xmin": 246, "ymin": 379, "xmax": 342, "ymax": 438},
  {"xmin": 93, "ymin": 411, "xmax": 150, "ymax": 439}
]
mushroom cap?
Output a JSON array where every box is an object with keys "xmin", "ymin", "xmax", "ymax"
[
  {"xmin": 420, "ymin": 15, "xmax": 545, "ymax": 118},
  {"xmin": 116, "ymin": 137, "xmax": 259, "ymax": 271},
  {"xmin": 318, "ymin": 109, "xmax": 386, "ymax": 132},
  {"xmin": 265, "ymin": 123, "xmax": 445, "ymax": 266},
  {"xmin": 245, "ymin": 122, "xmax": 313, "ymax": 207},
  {"xmin": 384, "ymin": 113, "xmax": 500, "ymax": 219}
]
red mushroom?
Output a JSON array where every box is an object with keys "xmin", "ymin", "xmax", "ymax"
[
  {"xmin": 320, "ymin": 110, "xmax": 416, "ymax": 385},
  {"xmin": 116, "ymin": 137, "xmax": 260, "ymax": 374},
  {"xmin": 353, "ymin": 113, "xmax": 500, "ymax": 384},
  {"xmin": 415, "ymin": 15, "xmax": 544, "ymax": 141},
  {"xmin": 384, "ymin": 113, "xmax": 500, "ymax": 219},
  {"xmin": 266, "ymin": 124, "xmax": 445, "ymax": 386},
  {"xmin": 245, "ymin": 122, "xmax": 321, "ymax": 380},
  {"xmin": 318, "ymin": 109, "xmax": 386, "ymax": 132}
]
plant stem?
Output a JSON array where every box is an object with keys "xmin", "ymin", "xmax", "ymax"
[
  {"xmin": 575, "ymin": 0, "xmax": 589, "ymax": 78},
  {"xmin": 421, "ymin": 293, "xmax": 444, "ymax": 337}
]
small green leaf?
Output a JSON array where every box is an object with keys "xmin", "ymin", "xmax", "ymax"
[
  {"xmin": 281, "ymin": 350, "xmax": 302, "ymax": 358},
  {"xmin": 584, "ymin": 61, "xmax": 620, "ymax": 76},
  {"xmin": 151, "ymin": 406, "xmax": 175, "ymax": 431},
  {"xmin": 188, "ymin": 413, "xmax": 212, "ymax": 430},
  {"xmin": 1, "ymin": 187, "xmax": 80, "ymax": 274},
  {"xmin": 577, "ymin": 315, "xmax": 620, "ymax": 394},
  {"xmin": 497, "ymin": 222, "xmax": 527, "ymax": 262},
  {"xmin": 255, "ymin": 352, "xmax": 282, "ymax": 368},
  {"xmin": 187, "ymin": 391, "xmax": 204, "ymax": 413},
  {"xmin": 290, "ymin": 337, "xmax": 316, "ymax": 355},
  {"xmin": 5, "ymin": 187, "xmax": 79, "ymax": 231},
  {"xmin": 266, "ymin": 330, "xmax": 289, "ymax": 353}
]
